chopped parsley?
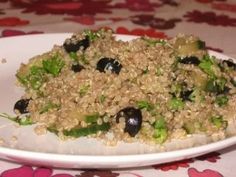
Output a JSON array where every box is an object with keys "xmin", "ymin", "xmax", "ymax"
[
  {"xmin": 168, "ymin": 97, "xmax": 184, "ymax": 110},
  {"xmin": 0, "ymin": 113, "xmax": 33, "ymax": 126},
  {"xmin": 153, "ymin": 117, "xmax": 168, "ymax": 143},
  {"xmin": 215, "ymin": 95, "xmax": 228, "ymax": 107},
  {"xmin": 137, "ymin": 100, "xmax": 154, "ymax": 111},
  {"xmin": 42, "ymin": 55, "xmax": 65, "ymax": 77}
]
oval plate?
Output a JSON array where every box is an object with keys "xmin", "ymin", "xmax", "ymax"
[{"xmin": 0, "ymin": 33, "xmax": 236, "ymax": 169}]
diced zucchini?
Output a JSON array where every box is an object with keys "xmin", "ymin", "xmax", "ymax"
[
  {"xmin": 210, "ymin": 116, "xmax": 228, "ymax": 129},
  {"xmin": 183, "ymin": 121, "xmax": 202, "ymax": 134},
  {"xmin": 174, "ymin": 36, "xmax": 205, "ymax": 56},
  {"xmin": 63, "ymin": 122, "xmax": 110, "ymax": 138}
]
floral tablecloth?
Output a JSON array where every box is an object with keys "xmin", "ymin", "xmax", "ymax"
[{"xmin": 0, "ymin": 0, "xmax": 236, "ymax": 176}]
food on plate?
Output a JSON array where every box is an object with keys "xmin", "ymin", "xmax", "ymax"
[{"xmin": 7, "ymin": 29, "xmax": 236, "ymax": 145}]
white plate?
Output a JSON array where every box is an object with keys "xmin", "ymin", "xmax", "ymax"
[{"xmin": 0, "ymin": 33, "xmax": 236, "ymax": 169}]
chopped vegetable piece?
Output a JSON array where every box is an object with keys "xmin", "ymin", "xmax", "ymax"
[
  {"xmin": 83, "ymin": 30, "xmax": 101, "ymax": 41},
  {"xmin": 179, "ymin": 56, "xmax": 200, "ymax": 65},
  {"xmin": 71, "ymin": 64, "xmax": 84, "ymax": 73},
  {"xmin": 39, "ymin": 102, "xmax": 60, "ymax": 114},
  {"xmin": 199, "ymin": 54, "xmax": 216, "ymax": 77},
  {"xmin": 168, "ymin": 97, "xmax": 184, "ymax": 110},
  {"xmin": 96, "ymin": 57, "xmax": 122, "ymax": 74},
  {"xmin": 79, "ymin": 84, "xmax": 90, "ymax": 96},
  {"xmin": 42, "ymin": 55, "xmax": 65, "ymax": 77},
  {"xmin": 142, "ymin": 37, "xmax": 167, "ymax": 46},
  {"xmin": 0, "ymin": 113, "xmax": 33, "ymax": 126},
  {"xmin": 63, "ymin": 36, "xmax": 90, "ymax": 53},
  {"xmin": 180, "ymin": 90, "xmax": 193, "ymax": 101},
  {"xmin": 14, "ymin": 98, "xmax": 30, "ymax": 114},
  {"xmin": 171, "ymin": 83, "xmax": 182, "ymax": 96},
  {"xmin": 183, "ymin": 121, "xmax": 202, "ymax": 134},
  {"xmin": 153, "ymin": 117, "xmax": 168, "ymax": 143},
  {"xmin": 210, "ymin": 116, "xmax": 228, "ymax": 129},
  {"xmin": 155, "ymin": 67, "xmax": 163, "ymax": 76},
  {"xmin": 16, "ymin": 74, "xmax": 28, "ymax": 85},
  {"xmin": 63, "ymin": 122, "xmax": 110, "ymax": 138},
  {"xmin": 230, "ymin": 78, "xmax": 236, "ymax": 87},
  {"xmin": 85, "ymin": 113, "xmax": 100, "ymax": 123},
  {"xmin": 205, "ymin": 77, "xmax": 228, "ymax": 94},
  {"xmin": 79, "ymin": 54, "xmax": 89, "ymax": 65},
  {"xmin": 197, "ymin": 40, "xmax": 206, "ymax": 49},
  {"xmin": 69, "ymin": 52, "xmax": 78, "ymax": 62},
  {"xmin": 137, "ymin": 100, "xmax": 154, "ymax": 111},
  {"xmin": 27, "ymin": 66, "xmax": 46, "ymax": 90},
  {"xmin": 142, "ymin": 67, "xmax": 149, "ymax": 74},
  {"xmin": 99, "ymin": 95, "xmax": 106, "ymax": 103},
  {"xmin": 215, "ymin": 95, "xmax": 228, "ymax": 107},
  {"xmin": 153, "ymin": 128, "xmax": 168, "ymax": 144},
  {"xmin": 175, "ymin": 38, "xmax": 205, "ymax": 56},
  {"xmin": 116, "ymin": 107, "xmax": 142, "ymax": 137},
  {"xmin": 47, "ymin": 126, "xmax": 59, "ymax": 135},
  {"xmin": 222, "ymin": 59, "xmax": 236, "ymax": 70},
  {"xmin": 154, "ymin": 116, "xmax": 166, "ymax": 129}
]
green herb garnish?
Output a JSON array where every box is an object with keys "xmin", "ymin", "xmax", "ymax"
[
  {"xmin": 210, "ymin": 116, "xmax": 228, "ymax": 129},
  {"xmin": 39, "ymin": 102, "xmax": 60, "ymax": 114},
  {"xmin": 153, "ymin": 117, "xmax": 168, "ymax": 143},
  {"xmin": 83, "ymin": 29, "xmax": 101, "ymax": 42},
  {"xmin": 205, "ymin": 77, "xmax": 227, "ymax": 94},
  {"xmin": 99, "ymin": 94, "xmax": 106, "ymax": 103},
  {"xmin": 215, "ymin": 95, "xmax": 228, "ymax": 107},
  {"xmin": 0, "ymin": 113, "xmax": 33, "ymax": 126},
  {"xmin": 168, "ymin": 97, "xmax": 184, "ymax": 110},
  {"xmin": 69, "ymin": 52, "xmax": 78, "ymax": 62},
  {"xmin": 27, "ymin": 66, "xmax": 46, "ymax": 90},
  {"xmin": 79, "ymin": 84, "xmax": 90, "ymax": 96},
  {"xmin": 137, "ymin": 100, "xmax": 154, "ymax": 111},
  {"xmin": 199, "ymin": 54, "xmax": 217, "ymax": 77},
  {"xmin": 42, "ymin": 55, "xmax": 65, "ymax": 77}
]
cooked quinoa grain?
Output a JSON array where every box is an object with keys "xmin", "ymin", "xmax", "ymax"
[{"xmin": 13, "ymin": 29, "xmax": 236, "ymax": 145}]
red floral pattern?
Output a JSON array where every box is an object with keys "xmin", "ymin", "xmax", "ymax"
[
  {"xmin": 188, "ymin": 168, "xmax": 223, "ymax": 177},
  {"xmin": 1, "ymin": 29, "xmax": 43, "ymax": 37},
  {"xmin": 1, "ymin": 166, "xmax": 73, "ymax": 177},
  {"xmin": 113, "ymin": 0, "xmax": 161, "ymax": 12},
  {"xmin": 196, "ymin": 152, "xmax": 221, "ymax": 163},
  {"xmin": 159, "ymin": 0, "xmax": 179, "ymax": 6},
  {"xmin": 0, "ymin": 9, "xmax": 4, "ymax": 15},
  {"xmin": 153, "ymin": 159, "xmax": 193, "ymax": 171},
  {"xmin": 212, "ymin": 3, "xmax": 236, "ymax": 13},
  {"xmin": 76, "ymin": 170, "xmax": 119, "ymax": 177},
  {"xmin": 0, "ymin": 17, "xmax": 29, "ymax": 26},
  {"xmin": 184, "ymin": 10, "xmax": 236, "ymax": 26},
  {"xmin": 8, "ymin": 0, "xmax": 113, "ymax": 15},
  {"xmin": 63, "ymin": 16, "xmax": 95, "ymax": 25},
  {"xmin": 131, "ymin": 15, "xmax": 181, "ymax": 29},
  {"xmin": 115, "ymin": 27, "xmax": 168, "ymax": 38},
  {"xmin": 206, "ymin": 46, "xmax": 223, "ymax": 53},
  {"xmin": 195, "ymin": 0, "xmax": 226, "ymax": 3}
]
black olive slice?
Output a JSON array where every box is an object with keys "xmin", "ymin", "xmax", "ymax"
[
  {"xmin": 116, "ymin": 107, "xmax": 142, "ymax": 137},
  {"xmin": 96, "ymin": 57, "xmax": 122, "ymax": 74},
  {"xmin": 14, "ymin": 99, "xmax": 30, "ymax": 114},
  {"xmin": 179, "ymin": 56, "xmax": 200, "ymax": 65},
  {"xmin": 71, "ymin": 64, "xmax": 85, "ymax": 73},
  {"xmin": 63, "ymin": 36, "xmax": 89, "ymax": 53}
]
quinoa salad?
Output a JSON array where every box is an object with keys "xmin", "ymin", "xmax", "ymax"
[{"xmin": 4, "ymin": 29, "xmax": 236, "ymax": 146}]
